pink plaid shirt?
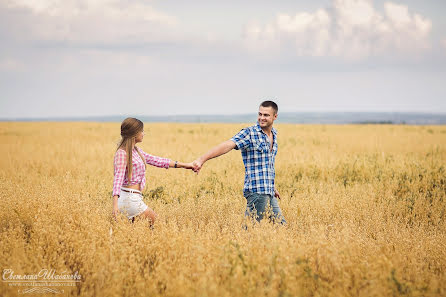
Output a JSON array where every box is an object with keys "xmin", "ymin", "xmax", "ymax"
[{"xmin": 113, "ymin": 147, "xmax": 171, "ymax": 196}]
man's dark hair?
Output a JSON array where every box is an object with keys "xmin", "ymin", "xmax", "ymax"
[{"xmin": 260, "ymin": 100, "xmax": 278, "ymax": 114}]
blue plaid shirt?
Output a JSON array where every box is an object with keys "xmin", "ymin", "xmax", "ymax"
[{"xmin": 230, "ymin": 122, "xmax": 278, "ymax": 196}]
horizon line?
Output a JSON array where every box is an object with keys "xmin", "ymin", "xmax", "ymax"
[{"xmin": 2, "ymin": 110, "xmax": 446, "ymax": 121}]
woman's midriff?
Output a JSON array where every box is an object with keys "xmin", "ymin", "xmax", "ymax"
[{"xmin": 123, "ymin": 183, "xmax": 141, "ymax": 191}]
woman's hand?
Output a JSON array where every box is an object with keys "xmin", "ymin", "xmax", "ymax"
[
  {"xmin": 183, "ymin": 162, "xmax": 195, "ymax": 170},
  {"xmin": 112, "ymin": 206, "xmax": 120, "ymax": 219},
  {"xmin": 112, "ymin": 196, "xmax": 120, "ymax": 220}
]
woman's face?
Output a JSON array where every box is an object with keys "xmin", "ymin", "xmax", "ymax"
[{"xmin": 135, "ymin": 129, "xmax": 144, "ymax": 143}]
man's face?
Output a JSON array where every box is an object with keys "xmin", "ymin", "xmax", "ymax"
[{"xmin": 258, "ymin": 106, "xmax": 277, "ymax": 129}]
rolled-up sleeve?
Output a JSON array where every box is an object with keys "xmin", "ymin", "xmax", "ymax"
[
  {"xmin": 231, "ymin": 128, "xmax": 251, "ymax": 151},
  {"xmin": 113, "ymin": 150, "xmax": 127, "ymax": 196},
  {"xmin": 138, "ymin": 147, "xmax": 171, "ymax": 169}
]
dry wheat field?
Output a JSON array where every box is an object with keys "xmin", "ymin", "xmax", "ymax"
[{"xmin": 0, "ymin": 122, "xmax": 445, "ymax": 297}]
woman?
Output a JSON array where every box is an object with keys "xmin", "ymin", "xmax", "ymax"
[{"xmin": 112, "ymin": 117, "xmax": 193, "ymax": 224}]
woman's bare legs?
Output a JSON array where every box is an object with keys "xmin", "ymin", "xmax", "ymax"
[{"xmin": 138, "ymin": 207, "xmax": 157, "ymax": 227}]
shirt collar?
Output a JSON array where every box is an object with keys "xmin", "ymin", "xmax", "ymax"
[{"xmin": 255, "ymin": 122, "xmax": 277, "ymax": 136}]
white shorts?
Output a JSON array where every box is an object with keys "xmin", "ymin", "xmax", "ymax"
[{"xmin": 118, "ymin": 187, "xmax": 149, "ymax": 219}]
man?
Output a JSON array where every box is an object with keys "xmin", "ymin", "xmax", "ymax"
[{"xmin": 192, "ymin": 101, "xmax": 286, "ymax": 224}]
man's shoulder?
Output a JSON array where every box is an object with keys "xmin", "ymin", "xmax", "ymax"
[
  {"xmin": 243, "ymin": 124, "xmax": 262, "ymax": 133},
  {"xmin": 235, "ymin": 124, "xmax": 257, "ymax": 135},
  {"xmin": 272, "ymin": 126, "xmax": 278, "ymax": 135}
]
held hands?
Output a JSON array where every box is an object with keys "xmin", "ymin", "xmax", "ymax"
[
  {"xmin": 175, "ymin": 158, "xmax": 204, "ymax": 174},
  {"xmin": 192, "ymin": 158, "xmax": 204, "ymax": 174},
  {"xmin": 176, "ymin": 161, "xmax": 201, "ymax": 173}
]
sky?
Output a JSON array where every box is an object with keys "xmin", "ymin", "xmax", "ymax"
[{"xmin": 1, "ymin": 0, "xmax": 446, "ymax": 118}]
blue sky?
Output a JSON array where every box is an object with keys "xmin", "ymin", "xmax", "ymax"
[{"xmin": 0, "ymin": 0, "xmax": 445, "ymax": 118}]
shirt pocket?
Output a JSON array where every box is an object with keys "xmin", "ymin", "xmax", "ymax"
[{"xmin": 254, "ymin": 141, "xmax": 268, "ymax": 153}]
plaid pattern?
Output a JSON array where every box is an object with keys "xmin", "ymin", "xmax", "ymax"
[
  {"xmin": 113, "ymin": 147, "xmax": 171, "ymax": 196},
  {"xmin": 230, "ymin": 123, "xmax": 278, "ymax": 196}
]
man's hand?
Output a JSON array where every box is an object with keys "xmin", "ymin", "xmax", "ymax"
[{"xmin": 274, "ymin": 189, "xmax": 281, "ymax": 199}]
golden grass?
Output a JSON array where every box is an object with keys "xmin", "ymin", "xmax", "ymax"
[{"xmin": 0, "ymin": 122, "xmax": 445, "ymax": 297}]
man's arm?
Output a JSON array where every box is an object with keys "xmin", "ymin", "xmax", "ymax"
[{"xmin": 193, "ymin": 140, "xmax": 236, "ymax": 173}]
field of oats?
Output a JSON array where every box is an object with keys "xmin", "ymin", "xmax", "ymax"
[{"xmin": 0, "ymin": 122, "xmax": 445, "ymax": 297}]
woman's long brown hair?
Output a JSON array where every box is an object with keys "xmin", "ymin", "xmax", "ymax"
[{"xmin": 117, "ymin": 118, "xmax": 146, "ymax": 181}]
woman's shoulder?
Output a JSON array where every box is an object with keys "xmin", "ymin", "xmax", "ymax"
[
  {"xmin": 134, "ymin": 146, "xmax": 146, "ymax": 154},
  {"xmin": 115, "ymin": 148, "xmax": 127, "ymax": 156}
]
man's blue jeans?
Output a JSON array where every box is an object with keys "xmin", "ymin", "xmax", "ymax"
[{"xmin": 244, "ymin": 192, "xmax": 286, "ymax": 225}]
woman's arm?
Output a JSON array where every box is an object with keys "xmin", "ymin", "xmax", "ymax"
[
  {"xmin": 137, "ymin": 147, "xmax": 193, "ymax": 170},
  {"xmin": 137, "ymin": 147, "xmax": 171, "ymax": 169},
  {"xmin": 112, "ymin": 195, "xmax": 119, "ymax": 218},
  {"xmin": 112, "ymin": 149, "xmax": 127, "ymax": 196},
  {"xmin": 168, "ymin": 160, "xmax": 194, "ymax": 169},
  {"xmin": 112, "ymin": 150, "xmax": 127, "ymax": 218}
]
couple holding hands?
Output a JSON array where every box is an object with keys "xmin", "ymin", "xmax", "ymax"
[{"xmin": 112, "ymin": 101, "xmax": 286, "ymax": 226}]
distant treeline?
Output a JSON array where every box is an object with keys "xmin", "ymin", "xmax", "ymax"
[
  {"xmin": 354, "ymin": 121, "xmax": 400, "ymax": 125},
  {"xmin": 2, "ymin": 112, "xmax": 446, "ymax": 125}
]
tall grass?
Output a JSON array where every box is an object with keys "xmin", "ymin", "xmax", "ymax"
[{"xmin": 0, "ymin": 122, "xmax": 445, "ymax": 296}]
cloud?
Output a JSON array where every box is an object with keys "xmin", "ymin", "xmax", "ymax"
[
  {"xmin": 244, "ymin": 0, "xmax": 432, "ymax": 60},
  {"xmin": 1, "ymin": 0, "xmax": 178, "ymax": 44},
  {"xmin": 0, "ymin": 58, "xmax": 25, "ymax": 71}
]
